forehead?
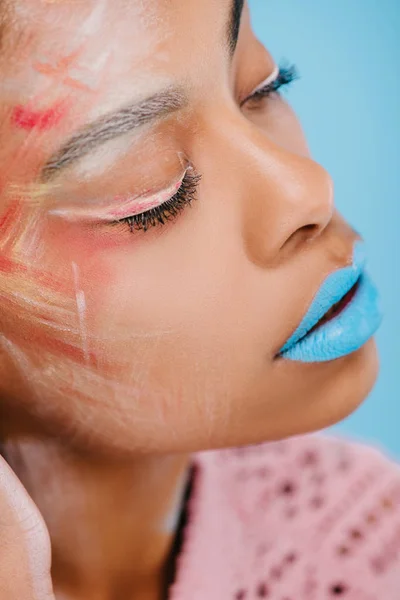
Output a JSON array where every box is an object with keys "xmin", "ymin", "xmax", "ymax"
[
  {"xmin": 12, "ymin": 0, "xmax": 165, "ymax": 57},
  {"xmin": 2, "ymin": 0, "xmax": 234, "ymax": 78},
  {"xmin": 0, "ymin": 0, "xmax": 242, "ymax": 189},
  {"xmin": 0, "ymin": 0, "xmax": 241, "ymax": 133}
]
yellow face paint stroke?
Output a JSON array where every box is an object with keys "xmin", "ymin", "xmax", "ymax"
[{"xmin": 6, "ymin": 181, "xmax": 62, "ymax": 206}]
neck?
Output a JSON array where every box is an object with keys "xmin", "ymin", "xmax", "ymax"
[{"xmin": 2, "ymin": 434, "xmax": 190, "ymax": 600}]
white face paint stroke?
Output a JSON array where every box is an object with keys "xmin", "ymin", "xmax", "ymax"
[
  {"xmin": 80, "ymin": 0, "xmax": 107, "ymax": 37},
  {"xmin": 86, "ymin": 73, "xmax": 177, "ymax": 122},
  {"xmin": 0, "ymin": 335, "xmax": 44, "ymax": 407},
  {"xmin": 0, "ymin": 335, "xmax": 30, "ymax": 374},
  {"xmin": 72, "ymin": 262, "xmax": 89, "ymax": 363},
  {"xmin": 72, "ymin": 131, "xmax": 135, "ymax": 181}
]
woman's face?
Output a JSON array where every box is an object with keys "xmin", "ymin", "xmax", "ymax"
[{"xmin": 0, "ymin": 0, "xmax": 378, "ymax": 454}]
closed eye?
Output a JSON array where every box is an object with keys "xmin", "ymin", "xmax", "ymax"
[
  {"xmin": 242, "ymin": 63, "xmax": 298, "ymax": 107},
  {"xmin": 114, "ymin": 168, "xmax": 201, "ymax": 233}
]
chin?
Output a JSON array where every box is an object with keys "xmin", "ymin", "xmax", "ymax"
[
  {"xmin": 240, "ymin": 337, "xmax": 380, "ymax": 448},
  {"xmin": 292, "ymin": 337, "xmax": 380, "ymax": 437}
]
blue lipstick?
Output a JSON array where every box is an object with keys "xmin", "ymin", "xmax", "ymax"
[{"xmin": 280, "ymin": 241, "xmax": 382, "ymax": 362}]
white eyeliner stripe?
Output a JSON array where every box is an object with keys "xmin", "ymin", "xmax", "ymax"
[
  {"xmin": 252, "ymin": 64, "xmax": 280, "ymax": 94},
  {"xmin": 48, "ymin": 171, "xmax": 186, "ymax": 223}
]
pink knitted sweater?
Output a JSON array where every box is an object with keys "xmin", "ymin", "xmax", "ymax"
[{"xmin": 169, "ymin": 435, "xmax": 400, "ymax": 599}]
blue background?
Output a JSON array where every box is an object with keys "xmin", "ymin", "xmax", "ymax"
[{"xmin": 249, "ymin": 0, "xmax": 400, "ymax": 458}]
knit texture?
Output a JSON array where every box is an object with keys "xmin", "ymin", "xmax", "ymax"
[{"xmin": 169, "ymin": 435, "xmax": 400, "ymax": 599}]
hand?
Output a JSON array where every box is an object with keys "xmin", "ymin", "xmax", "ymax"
[{"xmin": 0, "ymin": 453, "xmax": 55, "ymax": 599}]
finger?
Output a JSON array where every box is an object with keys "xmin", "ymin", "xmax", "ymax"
[{"xmin": 0, "ymin": 454, "xmax": 55, "ymax": 599}]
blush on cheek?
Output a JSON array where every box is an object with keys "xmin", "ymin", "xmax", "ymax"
[
  {"xmin": 47, "ymin": 217, "xmax": 150, "ymax": 258},
  {"xmin": 42, "ymin": 220, "xmax": 155, "ymax": 339},
  {"xmin": 44, "ymin": 221, "xmax": 118, "ymax": 296},
  {"xmin": 11, "ymin": 102, "xmax": 68, "ymax": 131}
]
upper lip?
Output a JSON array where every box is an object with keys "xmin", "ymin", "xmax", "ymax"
[{"xmin": 278, "ymin": 240, "xmax": 366, "ymax": 354}]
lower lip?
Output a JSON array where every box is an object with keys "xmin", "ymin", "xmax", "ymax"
[{"xmin": 280, "ymin": 272, "xmax": 382, "ymax": 363}]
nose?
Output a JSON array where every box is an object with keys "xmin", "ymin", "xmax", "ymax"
[{"xmin": 232, "ymin": 129, "xmax": 334, "ymax": 267}]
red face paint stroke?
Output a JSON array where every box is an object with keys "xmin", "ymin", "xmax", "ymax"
[
  {"xmin": 11, "ymin": 103, "xmax": 68, "ymax": 131},
  {"xmin": 8, "ymin": 322, "xmax": 95, "ymax": 363},
  {"xmin": 0, "ymin": 252, "xmax": 73, "ymax": 293},
  {"xmin": 0, "ymin": 255, "xmax": 18, "ymax": 274},
  {"xmin": 30, "ymin": 329, "xmax": 97, "ymax": 365},
  {"xmin": 0, "ymin": 201, "xmax": 19, "ymax": 229},
  {"xmin": 35, "ymin": 271, "xmax": 71, "ymax": 297},
  {"xmin": 0, "ymin": 200, "xmax": 23, "ymax": 244}
]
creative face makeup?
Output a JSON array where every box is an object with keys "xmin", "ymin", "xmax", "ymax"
[{"xmin": 0, "ymin": 0, "xmax": 380, "ymax": 456}]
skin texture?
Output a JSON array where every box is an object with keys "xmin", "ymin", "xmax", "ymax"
[
  {"xmin": 0, "ymin": 454, "xmax": 54, "ymax": 599},
  {"xmin": 0, "ymin": 1, "xmax": 379, "ymax": 598}
]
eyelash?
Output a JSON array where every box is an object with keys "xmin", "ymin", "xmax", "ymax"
[
  {"xmin": 116, "ymin": 63, "xmax": 297, "ymax": 233},
  {"xmin": 116, "ymin": 170, "xmax": 201, "ymax": 233},
  {"xmin": 246, "ymin": 63, "xmax": 298, "ymax": 104}
]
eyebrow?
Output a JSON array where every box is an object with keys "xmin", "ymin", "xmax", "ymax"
[
  {"xmin": 41, "ymin": 87, "xmax": 186, "ymax": 181},
  {"xmin": 228, "ymin": 0, "xmax": 245, "ymax": 55},
  {"xmin": 41, "ymin": 2, "xmax": 244, "ymax": 182}
]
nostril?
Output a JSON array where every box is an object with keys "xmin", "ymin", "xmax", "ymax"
[
  {"xmin": 280, "ymin": 223, "xmax": 320, "ymax": 252},
  {"xmin": 302, "ymin": 223, "xmax": 319, "ymax": 232},
  {"xmin": 300, "ymin": 223, "xmax": 321, "ymax": 241}
]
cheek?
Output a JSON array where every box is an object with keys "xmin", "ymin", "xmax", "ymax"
[
  {"xmin": 79, "ymin": 235, "xmax": 255, "ymax": 385},
  {"xmin": 51, "ymin": 225, "xmax": 231, "ymax": 361},
  {"xmin": 44, "ymin": 211, "xmax": 268, "ymax": 366},
  {"xmin": 37, "ymin": 189, "xmax": 285, "ymax": 393}
]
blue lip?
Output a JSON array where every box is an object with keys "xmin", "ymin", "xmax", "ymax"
[{"xmin": 280, "ymin": 241, "xmax": 382, "ymax": 362}]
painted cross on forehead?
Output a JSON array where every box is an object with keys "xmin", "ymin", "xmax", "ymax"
[
  {"xmin": 11, "ymin": 39, "xmax": 112, "ymax": 136},
  {"xmin": 34, "ymin": 45, "xmax": 94, "ymax": 93},
  {"xmin": 10, "ymin": 47, "xmax": 92, "ymax": 132}
]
